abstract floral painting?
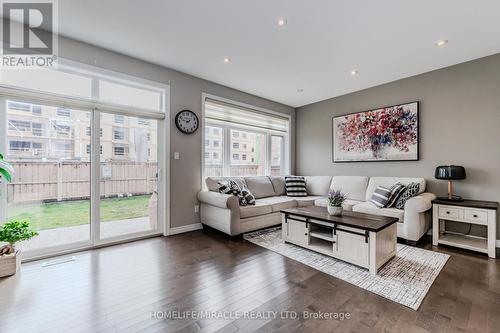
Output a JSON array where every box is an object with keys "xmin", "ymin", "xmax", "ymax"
[{"xmin": 333, "ymin": 102, "xmax": 419, "ymax": 162}]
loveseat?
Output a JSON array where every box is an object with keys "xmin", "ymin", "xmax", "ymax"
[{"xmin": 197, "ymin": 175, "xmax": 436, "ymax": 244}]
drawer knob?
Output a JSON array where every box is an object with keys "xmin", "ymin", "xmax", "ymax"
[
  {"xmin": 446, "ymin": 211, "xmax": 450, "ymax": 214},
  {"xmin": 473, "ymin": 214, "xmax": 478, "ymax": 218},
  {"xmin": 304, "ymin": 233, "xmax": 308, "ymax": 236}
]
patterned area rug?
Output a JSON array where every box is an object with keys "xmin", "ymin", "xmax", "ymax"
[{"xmin": 244, "ymin": 227, "xmax": 449, "ymax": 310}]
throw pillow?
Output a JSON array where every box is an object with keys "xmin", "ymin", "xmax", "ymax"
[
  {"xmin": 285, "ymin": 176, "xmax": 308, "ymax": 197},
  {"xmin": 217, "ymin": 180, "xmax": 256, "ymax": 206},
  {"xmin": 240, "ymin": 186, "xmax": 256, "ymax": 205},
  {"xmin": 386, "ymin": 183, "xmax": 406, "ymax": 208},
  {"xmin": 370, "ymin": 186, "xmax": 391, "ymax": 208},
  {"xmin": 395, "ymin": 183, "xmax": 420, "ymax": 209}
]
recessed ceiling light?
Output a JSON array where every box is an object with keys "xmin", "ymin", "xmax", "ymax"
[
  {"xmin": 277, "ymin": 18, "xmax": 287, "ymax": 27},
  {"xmin": 435, "ymin": 39, "xmax": 448, "ymax": 47},
  {"xmin": 297, "ymin": 88, "xmax": 304, "ymax": 93},
  {"xmin": 350, "ymin": 69, "xmax": 358, "ymax": 76},
  {"xmin": 223, "ymin": 57, "xmax": 231, "ymax": 63}
]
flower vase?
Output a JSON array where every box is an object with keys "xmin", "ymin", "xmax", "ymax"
[{"xmin": 327, "ymin": 205, "xmax": 343, "ymax": 216}]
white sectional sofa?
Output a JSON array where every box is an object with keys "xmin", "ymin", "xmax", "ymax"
[{"xmin": 197, "ymin": 175, "xmax": 436, "ymax": 244}]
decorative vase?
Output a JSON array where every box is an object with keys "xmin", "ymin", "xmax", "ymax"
[
  {"xmin": 327, "ymin": 205, "xmax": 343, "ymax": 216},
  {"xmin": 0, "ymin": 250, "xmax": 21, "ymax": 278}
]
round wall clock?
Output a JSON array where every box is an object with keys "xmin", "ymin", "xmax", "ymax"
[{"xmin": 175, "ymin": 110, "xmax": 199, "ymax": 134}]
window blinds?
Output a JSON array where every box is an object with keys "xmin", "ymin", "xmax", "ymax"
[{"xmin": 205, "ymin": 98, "xmax": 289, "ymax": 133}]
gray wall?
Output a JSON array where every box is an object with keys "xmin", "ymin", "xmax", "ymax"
[
  {"xmin": 296, "ymin": 54, "xmax": 500, "ymax": 239},
  {"xmin": 59, "ymin": 37, "xmax": 295, "ymax": 229}
]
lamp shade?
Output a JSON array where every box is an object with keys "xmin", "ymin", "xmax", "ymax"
[{"xmin": 435, "ymin": 165, "xmax": 466, "ymax": 180}]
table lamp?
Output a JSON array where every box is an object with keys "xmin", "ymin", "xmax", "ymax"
[{"xmin": 435, "ymin": 165, "xmax": 466, "ymax": 201}]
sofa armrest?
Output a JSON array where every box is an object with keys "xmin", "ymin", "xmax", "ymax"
[
  {"xmin": 404, "ymin": 192, "xmax": 436, "ymax": 213},
  {"xmin": 197, "ymin": 191, "xmax": 239, "ymax": 210}
]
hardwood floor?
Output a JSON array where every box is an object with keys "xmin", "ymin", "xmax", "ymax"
[{"xmin": 0, "ymin": 229, "xmax": 499, "ymax": 333}]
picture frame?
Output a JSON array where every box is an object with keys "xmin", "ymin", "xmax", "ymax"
[{"xmin": 332, "ymin": 101, "xmax": 419, "ymax": 162}]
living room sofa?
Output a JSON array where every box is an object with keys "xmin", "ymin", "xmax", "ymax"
[{"xmin": 197, "ymin": 175, "xmax": 436, "ymax": 244}]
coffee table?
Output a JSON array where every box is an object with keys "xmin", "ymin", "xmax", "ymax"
[{"xmin": 281, "ymin": 206, "xmax": 398, "ymax": 275}]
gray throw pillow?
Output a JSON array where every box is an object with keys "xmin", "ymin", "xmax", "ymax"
[{"xmin": 370, "ymin": 186, "xmax": 391, "ymax": 208}]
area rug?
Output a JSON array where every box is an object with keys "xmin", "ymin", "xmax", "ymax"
[{"xmin": 244, "ymin": 227, "xmax": 449, "ymax": 310}]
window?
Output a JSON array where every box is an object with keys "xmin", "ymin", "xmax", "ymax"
[
  {"xmin": 86, "ymin": 144, "xmax": 91, "ymax": 154},
  {"xmin": 113, "ymin": 128, "xmax": 126, "ymax": 140},
  {"xmin": 32, "ymin": 123, "xmax": 42, "ymax": 136},
  {"xmin": 9, "ymin": 120, "xmax": 31, "ymax": 131},
  {"xmin": 271, "ymin": 135, "xmax": 284, "ymax": 176},
  {"xmin": 113, "ymin": 144, "xmax": 128, "ymax": 156},
  {"xmin": 203, "ymin": 98, "xmax": 289, "ymax": 179},
  {"xmin": 32, "ymin": 105, "xmax": 42, "ymax": 115},
  {"xmin": 114, "ymin": 115, "xmax": 125, "ymax": 124},
  {"xmin": 7, "ymin": 101, "xmax": 30, "ymax": 112},
  {"xmin": 57, "ymin": 108, "xmax": 71, "ymax": 117},
  {"xmin": 146, "ymin": 133, "xmax": 151, "ymax": 141},
  {"xmin": 205, "ymin": 139, "xmax": 209, "ymax": 146},
  {"xmin": 204, "ymin": 152, "xmax": 210, "ymax": 159},
  {"xmin": 86, "ymin": 127, "xmax": 91, "ymax": 136},
  {"xmin": 138, "ymin": 118, "xmax": 151, "ymax": 125}
]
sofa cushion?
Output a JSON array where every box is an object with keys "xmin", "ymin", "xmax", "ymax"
[
  {"xmin": 365, "ymin": 177, "xmax": 425, "ymax": 201},
  {"xmin": 239, "ymin": 201, "xmax": 273, "ymax": 218},
  {"xmin": 330, "ymin": 176, "xmax": 369, "ymax": 202},
  {"xmin": 269, "ymin": 176, "xmax": 286, "ymax": 195},
  {"xmin": 206, "ymin": 177, "xmax": 246, "ymax": 192},
  {"xmin": 257, "ymin": 196, "xmax": 297, "ymax": 212},
  {"xmin": 295, "ymin": 196, "xmax": 324, "ymax": 207},
  {"xmin": 314, "ymin": 198, "xmax": 363, "ymax": 211},
  {"xmin": 304, "ymin": 176, "xmax": 333, "ymax": 196},
  {"xmin": 370, "ymin": 186, "xmax": 392, "ymax": 208},
  {"xmin": 244, "ymin": 176, "xmax": 276, "ymax": 199},
  {"xmin": 352, "ymin": 201, "xmax": 404, "ymax": 222}
]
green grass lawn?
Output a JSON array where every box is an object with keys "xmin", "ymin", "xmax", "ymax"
[{"xmin": 8, "ymin": 195, "xmax": 151, "ymax": 231}]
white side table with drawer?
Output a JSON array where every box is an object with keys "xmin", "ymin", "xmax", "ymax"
[{"xmin": 432, "ymin": 199, "xmax": 498, "ymax": 258}]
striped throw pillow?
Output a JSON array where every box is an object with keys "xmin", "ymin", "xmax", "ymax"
[
  {"xmin": 370, "ymin": 186, "xmax": 391, "ymax": 208},
  {"xmin": 386, "ymin": 183, "xmax": 406, "ymax": 208},
  {"xmin": 285, "ymin": 176, "xmax": 308, "ymax": 197}
]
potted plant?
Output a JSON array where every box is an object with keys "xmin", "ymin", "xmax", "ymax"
[
  {"xmin": 0, "ymin": 220, "xmax": 38, "ymax": 277},
  {"xmin": 327, "ymin": 189, "xmax": 348, "ymax": 216}
]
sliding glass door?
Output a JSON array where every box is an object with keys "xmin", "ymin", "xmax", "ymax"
[
  {"xmin": 0, "ymin": 98, "xmax": 165, "ymax": 258},
  {"xmin": 99, "ymin": 113, "xmax": 159, "ymax": 239},
  {"xmin": 3, "ymin": 100, "xmax": 92, "ymax": 252}
]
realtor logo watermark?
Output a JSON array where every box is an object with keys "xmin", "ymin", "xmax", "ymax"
[{"xmin": 1, "ymin": 0, "xmax": 58, "ymax": 67}]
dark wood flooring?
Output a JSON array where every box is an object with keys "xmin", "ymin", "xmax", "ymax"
[{"xmin": 0, "ymin": 229, "xmax": 499, "ymax": 333}]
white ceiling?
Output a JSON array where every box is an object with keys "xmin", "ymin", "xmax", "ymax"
[{"xmin": 57, "ymin": 0, "xmax": 500, "ymax": 107}]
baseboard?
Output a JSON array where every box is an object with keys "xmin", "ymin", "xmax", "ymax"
[{"xmin": 169, "ymin": 223, "xmax": 203, "ymax": 235}]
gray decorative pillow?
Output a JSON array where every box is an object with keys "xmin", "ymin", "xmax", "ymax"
[
  {"xmin": 386, "ymin": 183, "xmax": 406, "ymax": 208},
  {"xmin": 370, "ymin": 186, "xmax": 391, "ymax": 208},
  {"xmin": 395, "ymin": 183, "xmax": 420, "ymax": 209}
]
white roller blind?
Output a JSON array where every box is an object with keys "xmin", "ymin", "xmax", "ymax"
[{"xmin": 205, "ymin": 98, "xmax": 289, "ymax": 132}]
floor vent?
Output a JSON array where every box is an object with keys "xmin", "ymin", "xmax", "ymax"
[{"xmin": 42, "ymin": 256, "xmax": 76, "ymax": 267}]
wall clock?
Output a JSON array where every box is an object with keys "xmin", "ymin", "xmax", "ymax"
[{"xmin": 175, "ymin": 110, "xmax": 199, "ymax": 134}]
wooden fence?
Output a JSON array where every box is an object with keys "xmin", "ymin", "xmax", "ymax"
[{"xmin": 7, "ymin": 161, "xmax": 158, "ymax": 203}]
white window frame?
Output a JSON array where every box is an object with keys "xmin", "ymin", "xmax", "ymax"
[
  {"xmin": 0, "ymin": 59, "xmax": 171, "ymax": 261},
  {"xmin": 201, "ymin": 93, "xmax": 291, "ymax": 188}
]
